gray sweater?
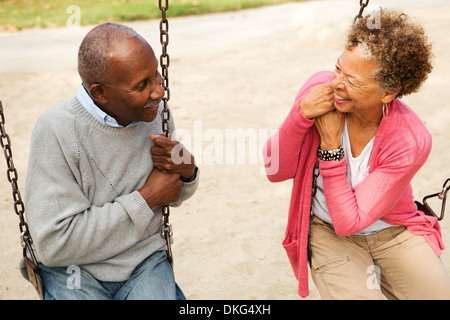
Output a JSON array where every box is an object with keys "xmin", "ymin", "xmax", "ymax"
[{"xmin": 25, "ymin": 97, "xmax": 199, "ymax": 282}]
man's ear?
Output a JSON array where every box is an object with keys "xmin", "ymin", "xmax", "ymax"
[{"xmin": 89, "ymin": 83, "xmax": 108, "ymax": 104}]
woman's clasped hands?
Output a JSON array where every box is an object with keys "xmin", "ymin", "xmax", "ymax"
[{"xmin": 299, "ymin": 82, "xmax": 345, "ymax": 150}]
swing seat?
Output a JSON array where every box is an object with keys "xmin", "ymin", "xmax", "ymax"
[
  {"xmin": 415, "ymin": 178, "xmax": 449, "ymax": 221},
  {"xmin": 19, "ymin": 255, "xmax": 45, "ymax": 300},
  {"xmin": 19, "ymin": 257, "xmax": 28, "ymax": 280},
  {"xmin": 416, "ymin": 200, "xmax": 444, "ymax": 221}
]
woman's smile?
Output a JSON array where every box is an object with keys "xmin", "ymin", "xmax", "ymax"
[{"xmin": 334, "ymin": 93, "xmax": 351, "ymax": 104}]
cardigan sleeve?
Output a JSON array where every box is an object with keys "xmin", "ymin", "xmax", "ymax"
[
  {"xmin": 263, "ymin": 105, "xmax": 315, "ymax": 181},
  {"xmin": 320, "ymin": 105, "xmax": 432, "ymax": 236}
]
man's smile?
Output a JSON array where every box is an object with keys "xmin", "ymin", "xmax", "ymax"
[{"xmin": 144, "ymin": 99, "xmax": 161, "ymax": 111}]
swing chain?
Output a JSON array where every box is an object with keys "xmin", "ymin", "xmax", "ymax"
[
  {"xmin": 158, "ymin": 0, "xmax": 173, "ymax": 265},
  {"xmin": 159, "ymin": 0, "xmax": 170, "ymax": 135},
  {"xmin": 0, "ymin": 100, "xmax": 31, "ymax": 248},
  {"xmin": 420, "ymin": 178, "xmax": 449, "ymax": 221},
  {"xmin": 438, "ymin": 178, "xmax": 449, "ymax": 200},
  {"xmin": 354, "ymin": 0, "xmax": 370, "ymax": 22},
  {"xmin": 1, "ymin": 100, "xmax": 44, "ymax": 299}
]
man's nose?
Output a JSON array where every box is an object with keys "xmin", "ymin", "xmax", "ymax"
[{"xmin": 151, "ymin": 81, "xmax": 165, "ymax": 101}]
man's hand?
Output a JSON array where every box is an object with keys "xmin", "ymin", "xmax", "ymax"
[
  {"xmin": 138, "ymin": 168, "xmax": 183, "ymax": 208},
  {"xmin": 299, "ymin": 83, "xmax": 334, "ymax": 119},
  {"xmin": 149, "ymin": 135, "xmax": 196, "ymax": 181}
]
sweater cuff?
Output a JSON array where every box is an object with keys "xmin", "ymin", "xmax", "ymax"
[
  {"xmin": 117, "ymin": 191, "xmax": 154, "ymax": 236},
  {"xmin": 170, "ymin": 167, "xmax": 200, "ymax": 207},
  {"xmin": 318, "ymin": 158, "xmax": 347, "ymax": 177}
]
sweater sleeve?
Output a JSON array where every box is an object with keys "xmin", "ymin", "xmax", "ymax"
[
  {"xmin": 170, "ymin": 167, "xmax": 200, "ymax": 207},
  {"xmin": 263, "ymin": 71, "xmax": 333, "ymax": 181},
  {"xmin": 25, "ymin": 110, "xmax": 155, "ymax": 267},
  {"xmin": 320, "ymin": 111, "xmax": 432, "ymax": 236}
]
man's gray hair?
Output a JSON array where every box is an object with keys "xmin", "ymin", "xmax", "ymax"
[{"xmin": 78, "ymin": 23, "xmax": 140, "ymax": 87}]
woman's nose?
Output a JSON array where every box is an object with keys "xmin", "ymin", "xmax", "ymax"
[{"xmin": 331, "ymin": 74, "xmax": 345, "ymax": 90}]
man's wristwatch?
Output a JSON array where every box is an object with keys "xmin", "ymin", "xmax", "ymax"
[
  {"xmin": 317, "ymin": 146, "xmax": 344, "ymax": 161},
  {"xmin": 180, "ymin": 166, "xmax": 198, "ymax": 182}
]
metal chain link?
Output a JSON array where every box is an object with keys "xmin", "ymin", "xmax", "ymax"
[
  {"xmin": 354, "ymin": 0, "xmax": 370, "ymax": 22},
  {"xmin": 158, "ymin": 0, "xmax": 173, "ymax": 265},
  {"xmin": 0, "ymin": 99, "xmax": 43, "ymax": 299},
  {"xmin": 307, "ymin": 161, "xmax": 319, "ymax": 266},
  {"xmin": 0, "ymin": 100, "xmax": 31, "ymax": 248}
]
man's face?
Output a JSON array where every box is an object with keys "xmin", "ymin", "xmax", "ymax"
[{"xmin": 100, "ymin": 36, "xmax": 164, "ymax": 126}]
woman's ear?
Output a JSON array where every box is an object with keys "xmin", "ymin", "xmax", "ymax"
[{"xmin": 381, "ymin": 87, "xmax": 401, "ymax": 104}]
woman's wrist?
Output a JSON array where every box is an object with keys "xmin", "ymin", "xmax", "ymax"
[
  {"xmin": 319, "ymin": 141, "xmax": 341, "ymax": 150},
  {"xmin": 298, "ymin": 100, "xmax": 313, "ymax": 119},
  {"xmin": 317, "ymin": 146, "xmax": 345, "ymax": 161}
]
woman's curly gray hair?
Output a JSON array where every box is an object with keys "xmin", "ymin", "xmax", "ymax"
[{"xmin": 346, "ymin": 8, "xmax": 433, "ymax": 98}]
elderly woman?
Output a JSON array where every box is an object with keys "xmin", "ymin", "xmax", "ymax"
[{"xmin": 263, "ymin": 9, "xmax": 450, "ymax": 299}]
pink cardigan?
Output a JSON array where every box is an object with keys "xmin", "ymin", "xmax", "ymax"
[{"xmin": 263, "ymin": 71, "xmax": 444, "ymax": 298}]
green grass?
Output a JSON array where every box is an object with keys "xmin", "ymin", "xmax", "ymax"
[{"xmin": 0, "ymin": 0, "xmax": 305, "ymax": 31}]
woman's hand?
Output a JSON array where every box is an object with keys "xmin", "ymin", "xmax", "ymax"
[
  {"xmin": 299, "ymin": 83, "xmax": 335, "ymax": 119},
  {"xmin": 314, "ymin": 110, "xmax": 345, "ymax": 150}
]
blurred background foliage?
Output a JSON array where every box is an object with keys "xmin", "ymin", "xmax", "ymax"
[{"xmin": 0, "ymin": 0, "xmax": 305, "ymax": 31}]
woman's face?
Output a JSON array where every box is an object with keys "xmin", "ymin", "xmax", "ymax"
[{"xmin": 330, "ymin": 47, "xmax": 388, "ymax": 117}]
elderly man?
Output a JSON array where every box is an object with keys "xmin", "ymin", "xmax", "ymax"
[{"xmin": 24, "ymin": 23, "xmax": 199, "ymax": 300}]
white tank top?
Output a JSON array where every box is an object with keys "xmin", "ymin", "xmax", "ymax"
[{"xmin": 312, "ymin": 118, "xmax": 393, "ymax": 235}]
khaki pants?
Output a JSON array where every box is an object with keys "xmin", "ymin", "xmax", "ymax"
[{"xmin": 309, "ymin": 216, "xmax": 450, "ymax": 300}]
